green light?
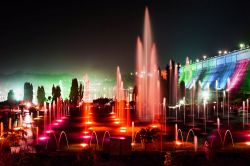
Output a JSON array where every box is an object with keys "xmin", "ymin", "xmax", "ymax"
[
  {"xmin": 239, "ymin": 43, "xmax": 245, "ymax": 49},
  {"xmin": 14, "ymin": 88, "xmax": 22, "ymax": 101}
]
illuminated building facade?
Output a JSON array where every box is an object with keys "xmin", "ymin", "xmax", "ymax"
[{"xmin": 179, "ymin": 48, "xmax": 250, "ymax": 96}]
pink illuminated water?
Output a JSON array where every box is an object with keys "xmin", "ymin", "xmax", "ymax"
[
  {"xmin": 115, "ymin": 66, "xmax": 127, "ymax": 123},
  {"xmin": 228, "ymin": 60, "xmax": 249, "ymax": 92},
  {"xmin": 116, "ymin": 66, "xmax": 124, "ymax": 102},
  {"xmin": 136, "ymin": 8, "xmax": 160, "ymax": 122},
  {"xmin": 83, "ymin": 74, "xmax": 91, "ymax": 102}
]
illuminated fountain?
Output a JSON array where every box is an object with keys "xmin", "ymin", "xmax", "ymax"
[
  {"xmin": 83, "ymin": 74, "xmax": 91, "ymax": 103},
  {"xmin": 115, "ymin": 66, "xmax": 125, "ymax": 121},
  {"xmin": 0, "ymin": 122, "xmax": 3, "ymax": 136},
  {"xmin": 136, "ymin": 7, "xmax": 160, "ymax": 122}
]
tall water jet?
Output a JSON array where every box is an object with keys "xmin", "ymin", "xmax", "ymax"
[
  {"xmin": 136, "ymin": 7, "xmax": 160, "ymax": 122},
  {"xmin": 227, "ymin": 78, "xmax": 230, "ymax": 128},
  {"xmin": 175, "ymin": 124, "xmax": 178, "ymax": 141},
  {"xmin": 217, "ymin": 118, "xmax": 220, "ymax": 131},
  {"xmin": 247, "ymin": 99, "xmax": 249, "ymax": 124},
  {"xmin": 19, "ymin": 114, "xmax": 23, "ymax": 127},
  {"xmin": 83, "ymin": 74, "xmax": 91, "ymax": 102},
  {"xmin": 115, "ymin": 66, "xmax": 125, "ymax": 121},
  {"xmin": 0, "ymin": 122, "xmax": 3, "ymax": 136},
  {"xmin": 243, "ymin": 101, "xmax": 245, "ymax": 128},
  {"xmin": 9, "ymin": 118, "xmax": 12, "ymax": 130},
  {"xmin": 194, "ymin": 136, "xmax": 198, "ymax": 152}
]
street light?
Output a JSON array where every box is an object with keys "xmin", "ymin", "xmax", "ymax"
[
  {"xmin": 203, "ymin": 55, "xmax": 207, "ymax": 60},
  {"xmin": 239, "ymin": 43, "xmax": 245, "ymax": 50}
]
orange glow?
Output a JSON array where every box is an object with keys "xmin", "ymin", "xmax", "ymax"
[
  {"xmin": 26, "ymin": 102, "xmax": 31, "ymax": 108},
  {"xmin": 85, "ymin": 121, "xmax": 92, "ymax": 125},
  {"xmin": 161, "ymin": 69, "xmax": 167, "ymax": 80},
  {"xmin": 83, "ymin": 131, "xmax": 89, "ymax": 134},
  {"xmin": 80, "ymin": 143, "xmax": 88, "ymax": 148},
  {"xmin": 114, "ymin": 121, "xmax": 120, "ymax": 124},
  {"xmin": 175, "ymin": 141, "xmax": 182, "ymax": 145},
  {"xmin": 120, "ymin": 129, "xmax": 126, "ymax": 133},
  {"xmin": 151, "ymin": 124, "xmax": 158, "ymax": 128},
  {"xmin": 245, "ymin": 142, "xmax": 250, "ymax": 146},
  {"xmin": 131, "ymin": 142, "xmax": 135, "ymax": 146}
]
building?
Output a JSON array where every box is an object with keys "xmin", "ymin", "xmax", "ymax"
[{"xmin": 179, "ymin": 47, "xmax": 250, "ymax": 102}]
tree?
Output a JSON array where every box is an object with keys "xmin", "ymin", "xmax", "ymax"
[
  {"xmin": 52, "ymin": 84, "xmax": 56, "ymax": 100},
  {"xmin": 23, "ymin": 82, "xmax": 33, "ymax": 102},
  {"xmin": 139, "ymin": 127, "xmax": 160, "ymax": 151},
  {"xmin": 133, "ymin": 85, "xmax": 138, "ymax": 102},
  {"xmin": 55, "ymin": 86, "xmax": 61, "ymax": 100},
  {"xmin": 52, "ymin": 85, "xmax": 61, "ymax": 102},
  {"xmin": 7, "ymin": 90, "xmax": 15, "ymax": 102},
  {"xmin": 37, "ymin": 86, "xmax": 46, "ymax": 105},
  {"xmin": 69, "ymin": 78, "xmax": 79, "ymax": 105},
  {"xmin": 79, "ymin": 83, "xmax": 84, "ymax": 101},
  {"xmin": 180, "ymin": 81, "xmax": 185, "ymax": 99}
]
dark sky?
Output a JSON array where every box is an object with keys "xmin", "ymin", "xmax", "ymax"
[{"xmin": 0, "ymin": 0, "xmax": 250, "ymax": 76}]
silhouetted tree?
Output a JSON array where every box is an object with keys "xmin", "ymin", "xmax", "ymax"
[
  {"xmin": 37, "ymin": 86, "xmax": 46, "ymax": 105},
  {"xmin": 47, "ymin": 96, "xmax": 52, "ymax": 102},
  {"xmin": 52, "ymin": 85, "xmax": 61, "ymax": 102},
  {"xmin": 139, "ymin": 127, "xmax": 160, "ymax": 151},
  {"xmin": 23, "ymin": 82, "xmax": 33, "ymax": 102},
  {"xmin": 69, "ymin": 78, "xmax": 79, "ymax": 106},
  {"xmin": 180, "ymin": 81, "xmax": 185, "ymax": 99},
  {"xmin": 79, "ymin": 83, "xmax": 84, "ymax": 101},
  {"xmin": 55, "ymin": 86, "xmax": 61, "ymax": 99},
  {"xmin": 52, "ymin": 84, "xmax": 55, "ymax": 99},
  {"xmin": 7, "ymin": 90, "xmax": 15, "ymax": 103},
  {"xmin": 133, "ymin": 85, "xmax": 138, "ymax": 102}
]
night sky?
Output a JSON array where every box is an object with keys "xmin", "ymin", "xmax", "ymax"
[{"xmin": 0, "ymin": 0, "xmax": 250, "ymax": 76}]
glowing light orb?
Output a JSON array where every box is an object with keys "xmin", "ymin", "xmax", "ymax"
[
  {"xmin": 85, "ymin": 121, "xmax": 92, "ymax": 125},
  {"xmin": 26, "ymin": 102, "xmax": 31, "ymax": 108},
  {"xmin": 120, "ymin": 129, "xmax": 126, "ymax": 133},
  {"xmin": 39, "ymin": 136, "xmax": 48, "ymax": 141},
  {"xmin": 151, "ymin": 124, "xmax": 158, "ymax": 128},
  {"xmin": 53, "ymin": 123, "xmax": 59, "ymax": 126},
  {"xmin": 83, "ymin": 131, "xmax": 89, "ymax": 134},
  {"xmin": 83, "ymin": 135, "xmax": 91, "ymax": 139},
  {"xmin": 80, "ymin": 143, "xmax": 88, "ymax": 148},
  {"xmin": 46, "ymin": 130, "xmax": 53, "ymax": 134},
  {"xmin": 175, "ymin": 141, "xmax": 182, "ymax": 145}
]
